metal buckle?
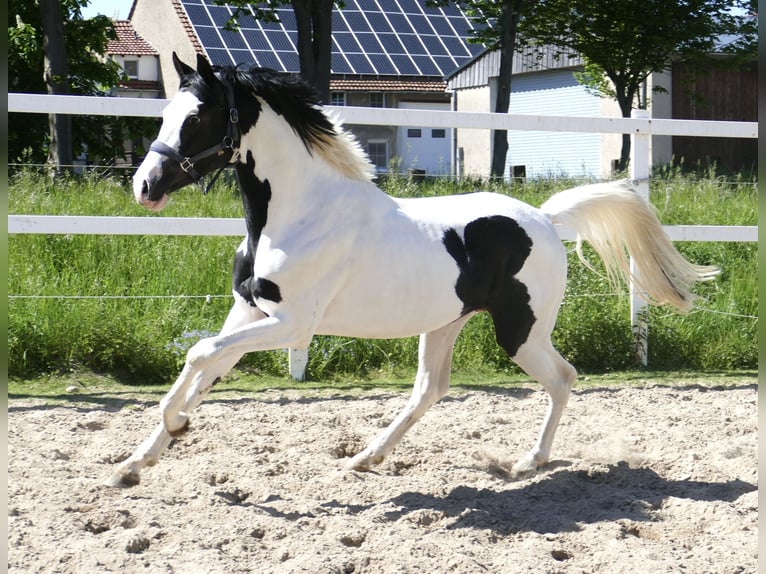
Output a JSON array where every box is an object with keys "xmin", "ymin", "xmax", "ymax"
[
  {"xmin": 229, "ymin": 109, "xmax": 239, "ymax": 124},
  {"xmin": 222, "ymin": 136, "xmax": 234, "ymax": 149},
  {"xmin": 180, "ymin": 157, "xmax": 194, "ymax": 173}
]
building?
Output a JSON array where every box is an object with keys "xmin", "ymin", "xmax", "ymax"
[
  {"xmin": 447, "ymin": 47, "xmax": 673, "ymax": 180},
  {"xmin": 106, "ymin": 20, "xmax": 161, "ymax": 99},
  {"xmin": 671, "ymin": 58, "xmax": 756, "ymax": 173},
  {"xmin": 94, "ymin": 20, "xmax": 162, "ymax": 168},
  {"xmin": 447, "ymin": 43, "xmax": 755, "ymax": 179},
  {"xmin": 127, "ymin": 0, "xmax": 485, "ymax": 175}
]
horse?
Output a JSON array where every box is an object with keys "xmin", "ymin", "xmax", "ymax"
[{"xmin": 104, "ymin": 52, "xmax": 718, "ymax": 488}]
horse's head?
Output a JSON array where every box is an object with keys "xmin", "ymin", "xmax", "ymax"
[{"xmin": 133, "ymin": 52, "xmax": 239, "ymax": 211}]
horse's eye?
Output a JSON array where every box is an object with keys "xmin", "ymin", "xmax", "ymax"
[{"xmin": 186, "ymin": 115, "xmax": 201, "ymax": 126}]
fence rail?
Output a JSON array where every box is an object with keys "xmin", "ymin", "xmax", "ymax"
[
  {"xmin": 7, "ymin": 214, "xmax": 757, "ymax": 242},
  {"xmin": 9, "ymin": 93, "xmax": 758, "ymax": 375},
  {"xmin": 9, "ymin": 93, "xmax": 758, "ymax": 137}
]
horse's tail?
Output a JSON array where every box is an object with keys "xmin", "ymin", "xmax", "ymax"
[{"xmin": 540, "ymin": 180, "xmax": 719, "ymax": 312}]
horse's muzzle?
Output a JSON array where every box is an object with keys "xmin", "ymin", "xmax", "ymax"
[{"xmin": 135, "ymin": 178, "xmax": 169, "ymax": 212}]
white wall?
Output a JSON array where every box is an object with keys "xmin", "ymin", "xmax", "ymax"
[
  {"xmin": 506, "ymin": 70, "xmax": 601, "ymax": 179},
  {"xmin": 454, "ymin": 86, "xmax": 492, "ymax": 177},
  {"xmin": 131, "ymin": 0, "xmax": 199, "ymax": 97}
]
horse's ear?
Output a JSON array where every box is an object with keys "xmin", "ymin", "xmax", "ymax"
[
  {"xmin": 172, "ymin": 52, "xmax": 195, "ymax": 78},
  {"xmin": 196, "ymin": 53, "xmax": 217, "ymax": 85}
]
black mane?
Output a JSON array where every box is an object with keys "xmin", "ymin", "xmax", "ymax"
[
  {"xmin": 178, "ymin": 61, "xmax": 374, "ymax": 181},
  {"xmin": 204, "ymin": 64, "xmax": 338, "ymax": 154}
]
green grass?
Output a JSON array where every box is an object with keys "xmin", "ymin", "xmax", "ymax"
[
  {"xmin": 8, "ymin": 168, "xmax": 757, "ymax": 385},
  {"xmin": 8, "ymin": 367, "xmax": 757, "ymax": 406}
]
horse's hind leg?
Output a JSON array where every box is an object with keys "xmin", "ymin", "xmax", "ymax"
[
  {"xmin": 346, "ymin": 314, "xmax": 474, "ymax": 471},
  {"xmin": 104, "ymin": 299, "xmax": 263, "ymax": 487},
  {"xmin": 508, "ymin": 339, "xmax": 577, "ymax": 477}
]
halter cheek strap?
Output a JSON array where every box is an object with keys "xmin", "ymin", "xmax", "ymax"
[{"xmin": 149, "ymin": 82, "xmax": 240, "ymax": 195}]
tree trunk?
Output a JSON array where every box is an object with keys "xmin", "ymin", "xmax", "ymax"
[
  {"xmin": 490, "ymin": 0, "xmax": 524, "ymax": 179},
  {"xmin": 39, "ymin": 0, "xmax": 72, "ymax": 172},
  {"xmin": 615, "ymin": 87, "xmax": 636, "ymax": 172},
  {"xmin": 292, "ymin": 0, "xmax": 332, "ymax": 102}
]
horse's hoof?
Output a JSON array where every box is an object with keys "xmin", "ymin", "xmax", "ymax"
[
  {"xmin": 164, "ymin": 413, "xmax": 190, "ymax": 437},
  {"xmin": 345, "ymin": 452, "xmax": 383, "ymax": 472},
  {"xmin": 510, "ymin": 452, "xmax": 545, "ymax": 479},
  {"xmin": 103, "ymin": 469, "xmax": 141, "ymax": 488}
]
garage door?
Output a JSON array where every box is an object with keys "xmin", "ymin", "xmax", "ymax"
[{"xmin": 505, "ymin": 70, "xmax": 601, "ymax": 179}]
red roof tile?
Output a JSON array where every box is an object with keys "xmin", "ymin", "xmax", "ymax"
[{"xmin": 107, "ymin": 20, "xmax": 157, "ymax": 56}]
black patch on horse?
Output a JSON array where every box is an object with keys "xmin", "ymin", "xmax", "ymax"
[
  {"xmin": 252, "ymin": 278, "xmax": 282, "ymax": 303},
  {"xmin": 232, "ymin": 151, "xmax": 281, "ymax": 307},
  {"xmin": 443, "ymin": 216, "xmax": 536, "ymax": 357}
]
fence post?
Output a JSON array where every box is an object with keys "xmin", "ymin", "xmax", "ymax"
[
  {"xmin": 629, "ymin": 109, "xmax": 650, "ymax": 365},
  {"xmin": 288, "ymin": 347, "xmax": 308, "ymax": 381}
]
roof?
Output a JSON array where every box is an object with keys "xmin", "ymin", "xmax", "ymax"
[
  {"xmin": 107, "ymin": 20, "xmax": 158, "ymax": 56},
  {"xmin": 447, "ymin": 45, "xmax": 584, "ymax": 90},
  {"xmin": 172, "ymin": 0, "xmax": 205, "ymax": 54},
  {"xmin": 329, "ymin": 78, "xmax": 447, "ymax": 92},
  {"xmin": 176, "ymin": 0, "xmax": 484, "ymax": 79}
]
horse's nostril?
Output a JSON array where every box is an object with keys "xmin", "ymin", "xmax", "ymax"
[{"xmin": 141, "ymin": 180, "xmax": 149, "ymax": 197}]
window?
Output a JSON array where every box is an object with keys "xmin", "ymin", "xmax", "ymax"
[
  {"xmin": 369, "ymin": 92, "xmax": 384, "ymax": 108},
  {"xmin": 512, "ymin": 165, "xmax": 526, "ymax": 180},
  {"xmin": 123, "ymin": 60, "xmax": 139, "ymax": 79},
  {"xmin": 367, "ymin": 140, "xmax": 389, "ymax": 171},
  {"xmin": 330, "ymin": 92, "xmax": 346, "ymax": 106},
  {"xmin": 407, "ymin": 128, "xmax": 422, "ymax": 138},
  {"xmin": 431, "ymin": 129, "xmax": 446, "ymax": 139}
]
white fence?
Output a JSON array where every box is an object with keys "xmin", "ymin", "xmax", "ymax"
[{"xmin": 9, "ymin": 93, "xmax": 757, "ymax": 375}]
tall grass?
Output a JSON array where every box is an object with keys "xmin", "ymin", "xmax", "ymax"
[{"xmin": 8, "ymin": 168, "xmax": 757, "ymax": 383}]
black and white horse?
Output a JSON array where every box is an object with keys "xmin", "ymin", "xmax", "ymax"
[{"xmin": 105, "ymin": 53, "xmax": 717, "ymax": 487}]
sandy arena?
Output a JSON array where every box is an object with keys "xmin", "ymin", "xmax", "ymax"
[{"xmin": 8, "ymin": 377, "xmax": 757, "ymax": 573}]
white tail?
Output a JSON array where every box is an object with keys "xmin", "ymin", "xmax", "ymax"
[{"xmin": 541, "ymin": 180, "xmax": 719, "ymax": 312}]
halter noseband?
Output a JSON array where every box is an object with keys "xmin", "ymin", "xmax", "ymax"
[{"xmin": 149, "ymin": 82, "xmax": 240, "ymax": 195}]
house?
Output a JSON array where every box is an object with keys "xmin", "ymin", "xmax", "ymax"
[
  {"xmin": 91, "ymin": 20, "xmax": 162, "ymax": 168},
  {"xmin": 447, "ymin": 46, "xmax": 673, "ymax": 180},
  {"xmin": 106, "ymin": 20, "xmax": 161, "ymax": 99},
  {"xmin": 447, "ymin": 43, "xmax": 755, "ymax": 179},
  {"xmin": 127, "ymin": 0, "xmax": 485, "ymax": 175}
]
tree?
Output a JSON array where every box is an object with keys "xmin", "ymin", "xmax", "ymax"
[
  {"xmin": 521, "ymin": 0, "xmax": 756, "ymax": 170},
  {"xmin": 9, "ymin": 0, "xmax": 157, "ymax": 169},
  {"xmin": 463, "ymin": 0, "xmax": 529, "ymax": 178},
  {"xmin": 39, "ymin": 0, "xmax": 73, "ymax": 171},
  {"xmin": 218, "ymin": 0, "xmax": 335, "ymax": 102},
  {"xmin": 428, "ymin": 0, "xmax": 529, "ymax": 178}
]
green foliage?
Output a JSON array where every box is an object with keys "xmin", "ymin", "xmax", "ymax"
[
  {"xmin": 8, "ymin": 170, "xmax": 757, "ymax": 384},
  {"xmin": 521, "ymin": 0, "xmax": 756, "ymax": 112},
  {"xmin": 8, "ymin": 0, "xmax": 157, "ymax": 164}
]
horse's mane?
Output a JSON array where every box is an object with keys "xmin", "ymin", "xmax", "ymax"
[{"xmin": 213, "ymin": 65, "xmax": 376, "ymax": 183}]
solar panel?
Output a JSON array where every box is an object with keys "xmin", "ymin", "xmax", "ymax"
[
  {"xmin": 220, "ymin": 29, "xmax": 248, "ymax": 50},
  {"xmin": 331, "ymin": 53, "xmax": 354, "ymax": 74},
  {"xmin": 197, "ymin": 26, "xmax": 224, "ymax": 49},
  {"xmin": 208, "ymin": 5, "xmax": 233, "ymax": 28},
  {"xmin": 341, "ymin": 11, "xmax": 372, "ymax": 32},
  {"xmin": 178, "ymin": 0, "xmax": 484, "ymax": 77},
  {"xmin": 207, "ymin": 47, "xmax": 234, "ymax": 66}
]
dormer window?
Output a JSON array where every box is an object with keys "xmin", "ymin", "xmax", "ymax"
[{"xmin": 123, "ymin": 60, "xmax": 139, "ymax": 79}]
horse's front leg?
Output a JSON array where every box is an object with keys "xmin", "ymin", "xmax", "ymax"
[
  {"xmin": 104, "ymin": 357, "xmax": 242, "ymax": 488},
  {"xmin": 104, "ymin": 302, "xmax": 293, "ymax": 488},
  {"xmin": 160, "ymin": 315, "xmax": 308, "ymax": 430}
]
